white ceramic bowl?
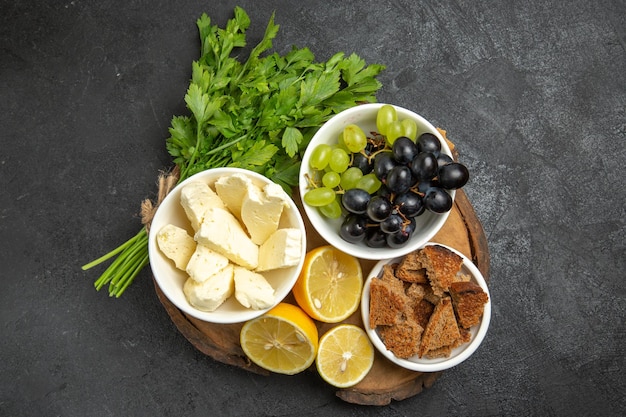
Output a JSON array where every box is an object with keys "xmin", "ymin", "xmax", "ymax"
[
  {"xmin": 361, "ymin": 243, "xmax": 491, "ymax": 372},
  {"xmin": 148, "ymin": 167, "xmax": 307, "ymax": 324},
  {"xmin": 298, "ymin": 103, "xmax": 455, "ymax": 260}
]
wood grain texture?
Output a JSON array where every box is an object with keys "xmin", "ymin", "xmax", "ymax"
[{"xmin": 152, "ymin": 188, "xmax": 489, "ymax": 405}]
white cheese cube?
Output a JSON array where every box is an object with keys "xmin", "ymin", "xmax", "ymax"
[
  {"xmin": 214, "ymin": 173, "xmax": 256, "ymax": 223},
  {"xmin": 183, "ymin": 264, "xmax": 234, "ymax": 312},
  {"xmin": 233, "ymin": 266, "xmax": 275, "ymax": 310},
  {"xmin": 194, "ymin": 207, "xmax": 259, "ymax": 269},
  {"xmin": 185, "ymin": 244, "xmax": 230, "ymax": 283},
  {"xmin": 156, "ymin": 224, "xmax": 196, "ymax": 270},
  {"xmin": 180, "ymin": 181, "xmax": 226, "ymax": 231},
  {"xmin": 241, "ymin": 182, "xmax": 289, "ymax": 245},
  {"xmin": 256, "ymin": 228, "xmax": 302, "ymax": 272}
]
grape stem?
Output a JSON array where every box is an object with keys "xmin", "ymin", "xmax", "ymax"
[
  {"xmin": 303, "ymin": 173, "xmax": 319, "ymax": 189},
  {"xmin": 363, "ymin": 148, "xmax": 388, "ymax": 163}
]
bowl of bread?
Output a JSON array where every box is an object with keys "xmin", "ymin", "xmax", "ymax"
[
  {"xmin": 148, "ymin": 167, "xmax": 307, "ymax": 324},
  {"xmin": 361, "ymin": 243, "xmax": 490, "ymax": 372}
]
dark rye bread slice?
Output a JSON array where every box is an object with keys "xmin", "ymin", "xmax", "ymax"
[
  {"xmin": 377, "ymin": 316, "xmax": 423, "ymax": 359},
  {"xmin": 368, "ymin": 265, "xmax": 408, "ymax": 328},
  {"xmin": 405, "ymin": 283, "xmax": 435, "ymax": 329},
  {"xmin": 370, "ymin": 266, "xmax": 425, "ymax": 358},
  {"xmin": 418, "ymin": 297, "xmax": 461, "ymax": 358},
  {"xmin": 449, "ymin": 281, "xmax": 489, "ymax": 329},
  {"xmin": 411, "ymin": 298, "xmax": 436, "ymax": 330},
  {"xmin": 415, "ymin": 245, "xmax": 463, "ymax": 297},
  {"xmin": 395, "ymin": 251, "xmax": 429, "ymax": 283}
]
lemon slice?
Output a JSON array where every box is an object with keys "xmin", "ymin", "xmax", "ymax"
[
  {"xmin": 240, "ymin": 303, "xmax": 318, "ymax": 375},
  {"xmin": 316, "ymin": 324, "xmax": 375, "ymax": 388},
  {"xmin": 292, "ymin": 246, "xmax": 363, "ymax": 323}
]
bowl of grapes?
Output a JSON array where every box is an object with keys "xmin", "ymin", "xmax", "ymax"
[{"xmin": 298, "ymin": 103, "xmax": 470, "ymax": 260}]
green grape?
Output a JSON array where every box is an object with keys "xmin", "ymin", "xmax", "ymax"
[
  {"xmin": 309, "ymin": 144, "xmax": 332, "ymax": 170},
  {"xmin": 335, "ymin": 140, "xmax": 350, "ymax": 154},
  {"xmin": 356, "ymin": 173, "xmax": 382, "ymax": 194},
  {"xmin": 319, "ymin": 197, "xmax": 342, "ymax": 219},
  {"xmin": 385, "ymin": 121, "xmax": 404, "ymax": 146},
  {"xmin": 342, "ymin": 124, "xmax": 367, "ymax": 153},
  {"xmin": 376, "ymin": 104, "xmax": 397, "ymax": 136},
  {"xmin": 322, "ymin": 171, "xmax": 341, "ymax": 188},
  {"xmin": 335, "ymin": 133, "xmax": 351, "ymax": 154},
  {"xmin": 401, "ymin": 119, "xmax": 418, "ymax": 141},
  {"xmin": 340, "ymin": 167, "xmax": 363, "ymax": 190},
  {"xmin": 328, "ymin": 148, "xmax": 350, "ymax": 173},
  {"xmin": 303, "ymin": 187, "xmax": 336, "ymax": 207},
  {"xmin": 323, "ymin": 164, "xmax": 336, "ymax": 173}
]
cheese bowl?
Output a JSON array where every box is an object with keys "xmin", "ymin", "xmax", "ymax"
[
  {"xmin": 361, "ymin": 243, "xmax": 491, "ymax": 372},
  {"xmin": 298, "ymin": 103, "xmax": 455, "ymax": 261},
  {"xmin": 148, "ymin": 167, "xmax": 307, "ymax": 324}
]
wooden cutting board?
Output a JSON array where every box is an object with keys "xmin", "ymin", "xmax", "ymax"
[{"xmin": 152, "ymin": 186, "xmax": 489, "ymax": 406}]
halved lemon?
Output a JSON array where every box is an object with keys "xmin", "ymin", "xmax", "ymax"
[
  {"xmin": 240, "ymin": 303, "xmax": 319, "ymax": 375},
  {"xmin": 292, "ymin": 246, "xmax": 363, "ymax": 323},
  {"xmin": 316, "ymin": 324, "xmax": 375, "ymax": 388}
]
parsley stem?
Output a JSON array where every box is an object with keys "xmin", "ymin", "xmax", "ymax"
[
  {"xmin": 89, "ymin": 228, "xmax": 148, "ymax": 293},
  {"xmin": 180, "ymin": 125, "xmax": 202, "ymax": 181},
  {"xmin": 109, "ymin": 235, "xmax": 147, "ymax": 286},
  {"xmin": 108, "ymin": 242, "xmax": 149, "ymax": 297},
  {"xmin": 205, "ymin": 133, "xmax": 249, "ymax": 156},
  {"xmin": 81, "ymin": 229, "xmax": 144, "ymax": 270},
  {"xmin": 113, "ymin": 256, "xmax": 150, "ymax": 297}
]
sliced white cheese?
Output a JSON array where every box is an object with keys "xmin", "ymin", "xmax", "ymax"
[
  {"xmin": 214, "ymin": 173, "xmax": 256, "ymax": 223},
  {"xmin": 194, "ymin": 207, "xmax": 259, "ymax": 269},
  {"xmin": 185, "ymin": 244, "xmax": 230, "ymax": 283},
  {"xmin": 156, "ymin": 224, "xmax": 196, "ymax": 270},
  {"xmin": 183, "ymin": 264, "xmax": 234, "ymax": 312},
  {"xmin": 233, "ymin": 266, "xmax": 275, "ymax": 310},
  {"xmin": 256, "ymin": 228, "xmax": 302, "ymax": 272},
  {"xmin": 180, "ymin": 181, "xmax": 226, "ymax": 231},
  {"xmin": 241, "ymin": 182, "xmax": 290, "ymax": 245}
]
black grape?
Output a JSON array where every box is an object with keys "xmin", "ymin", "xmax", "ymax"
[
  {"xmin": 417, "ymin": 132, "xmax": 441, "ymax": 154},
  {"xmin": 365, "ymin": 227, "xmax": 387, "ymax": 248},
  {"xmin": 436, "ymin": 153, "xmax": 453, "ymax": 168},
  {"xmin": 380, "ymin": 213, "xmax": 404, "ymax": 234},
  {"xmin": 385, "ymin": 165, "xmax": 414, "ymax": 194},
  {"xmin": 410, "ymin": 152, "xmax": 438, "ymax": 181},
  {"xmin": 352, "ymin": 152, "xmax": 373, "ymax": 175},
  {"xmin": 386, "ymin": 229, "xmax": 412, "ymax": 248},
  {"xmin": 392, "ymin": 136, "xmax": 418, "ymax": 164},
  {"xmin": 366, "ymin": 195, "xmax": 392, "ymax": 222},
  {"xmin": 394, "ymin": 192, "xmax": 425, "ymax": 217},
  {"xmin": 342, "ymin": 188, "xmax": 370, "ymax": 214},
  {"xmin": 438, "ymin": 162, "xmax": 469, "ymax": 189},
  {"xmin": 402, "ymin": 217, "xmax": 417, "ymax": 236},
  {"xmin": 373, "ymin": 152, "xmax": 397, "ymax": 180},
  {"xmin": 339, "ymin": 214, "xmax": 367, "ymax": 243},
  {"xmin": 424, "ymin": 188, "xmax": 453, "ymax": 213}
]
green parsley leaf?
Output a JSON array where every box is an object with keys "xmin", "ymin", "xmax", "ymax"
[
  {"xmin": 230, "ymin": 140, "xmax": 278, "ymax": 169},
  {"xmin": 281, "ymin": 126, "xmax": 303, "ymax": 157},
  {"xmin": 170, "ymin": 7, "xmax": 385, "ymax": 187}
]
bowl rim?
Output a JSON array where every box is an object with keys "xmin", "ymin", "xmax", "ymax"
[
  {"xmin": 360, "ymin": 242, "xmax": 491, "ymax": 372},
  {"xmin": 148, "ymin": 167, "xmax": 307, "ymax": 324},
  {"xmin": 298, "ymin": 103, "xmax": 455, "ymax": 260}
]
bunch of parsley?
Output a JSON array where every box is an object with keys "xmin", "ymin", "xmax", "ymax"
[
  {"xmin": 82, "ymin": 7, "xmax": 385, "ymax": 297},
  {"xmin": 170, "ymin": 7, "xmax": 385, "ymax": 189}
]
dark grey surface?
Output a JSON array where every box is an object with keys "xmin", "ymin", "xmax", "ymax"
[{"xmin": 1, "ymin": 0, "xmax": 624, "ymax": 416}]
